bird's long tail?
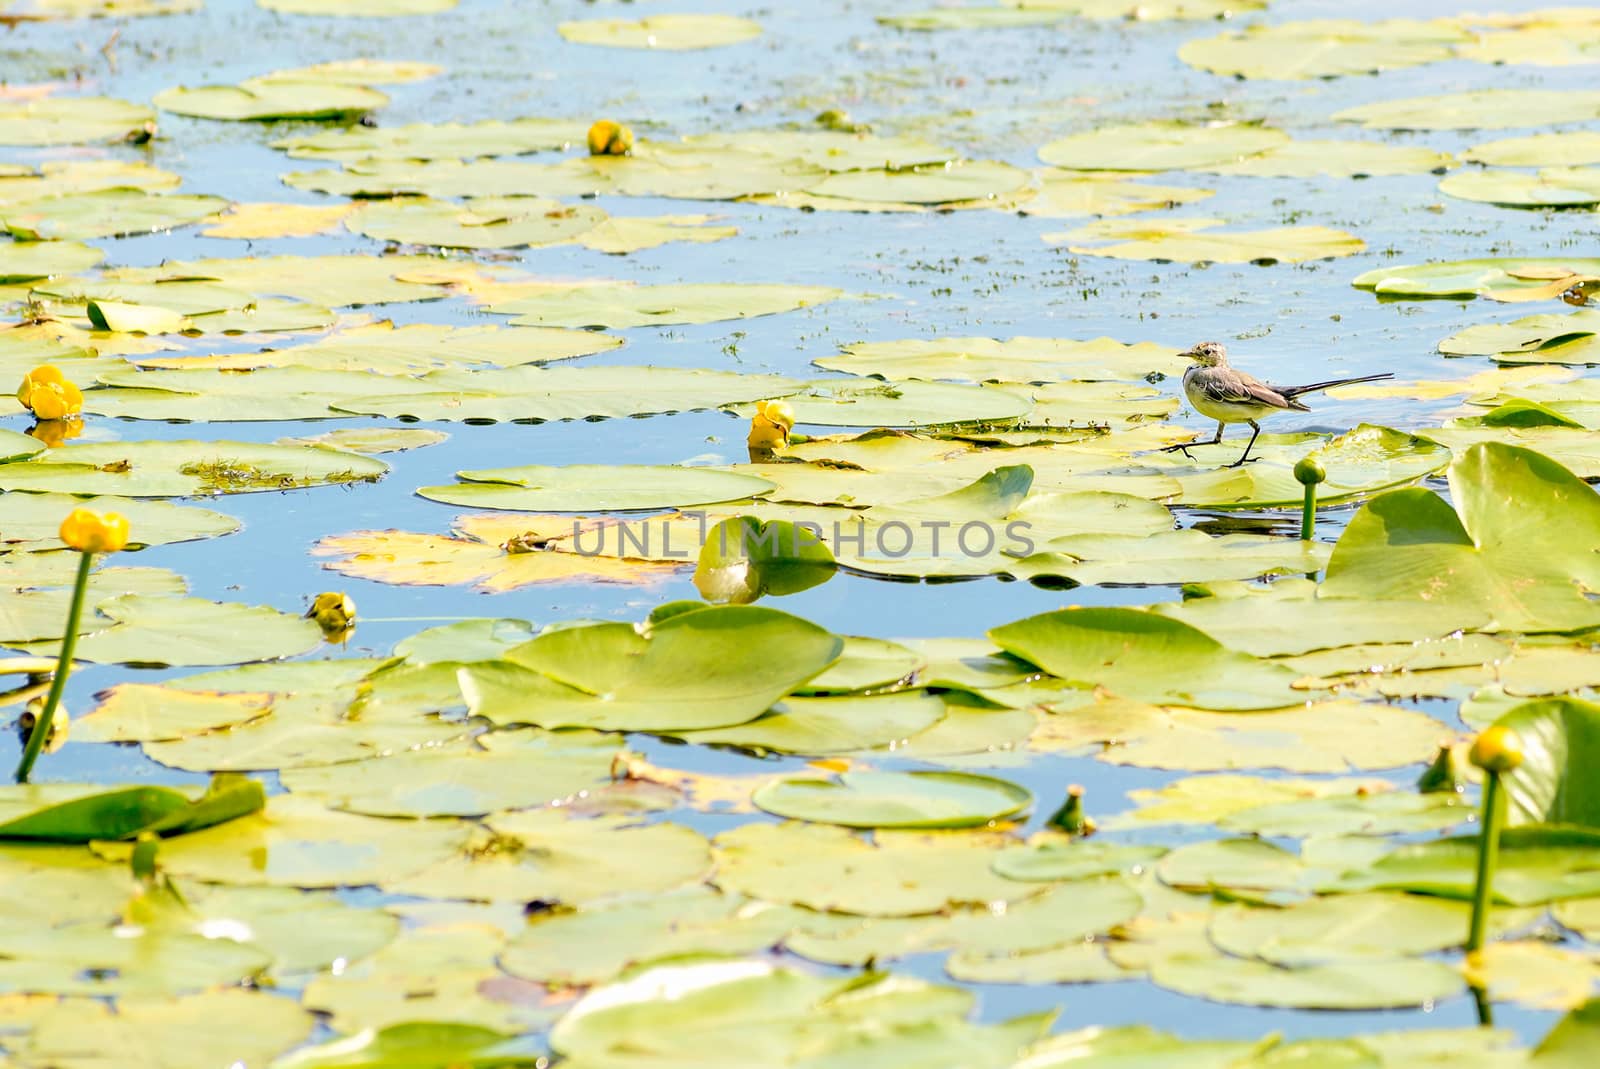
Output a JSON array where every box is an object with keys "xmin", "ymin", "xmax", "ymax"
[{"xmin": 1281, "ymin": 372, "xmax": 1394, "ymax": 399}]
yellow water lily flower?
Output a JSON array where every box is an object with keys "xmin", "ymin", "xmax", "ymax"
[
  {"xmin": 17, "ymin": 365, "xmax": 84, "ymax": 422},
  {"xmin": 747, "ymin": 399, "xmax": 795, "ymax": 451},
  {"xmin": 587, "ymin": 119, "xmax": 634, "ymax": 156},
  {"xmin": 59, "ymin": 507, "xmax": 130, "ymax": 554},
  {"xmin": 306, "ymin": 591, "xmax": 357, "ymax": 637}
]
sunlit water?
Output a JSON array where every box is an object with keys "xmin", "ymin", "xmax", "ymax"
[{"xmin": 4, "ymin": 0, "xmax": 1598, "ymax": 1046}]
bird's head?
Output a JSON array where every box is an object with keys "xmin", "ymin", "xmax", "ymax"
[{"xmin": 1181, "ymin": 341, "xmax": 1228, "ymax": 368}]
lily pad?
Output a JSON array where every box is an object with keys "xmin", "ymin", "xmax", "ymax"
[
  {"xmin": 21, "ymin": 990, "xmax": 312, "ymax": 1069},
  {"xmin": 990, "ymin": 607, "xmax": 1303, "ymax": 710},
  {"xmin": 557, "ymin": 14, "xmax": 762, "ymax": 50},
  {"xmin": 1048, "ymin": 217, "xmax": 1364, "ymax": 264},
  {"xmin": 461, "ymin": 605, "xmax": 841, "ymax": 732},
  {"xmin": 1198, "ymin": 140, "xmax": 1454, "ymax": 178},
  {"xmin": 418, "ymin": 464, "xmax": 774, "ymax": 513},
  {"xmin": 154, "ymin": 80, "xmax": 388, "ymax": 120},
  {"xmin": 673, "ymin": 691, "xmax": 944, "ymax": 755},
  {"xmin": 1335, "ymin": 90, "xmax": 1600, "ymax": 131},
  {"xmin": 712, "ymin": 821, "xmax": 1037, "ymax": 915},
  {"xmin": 0, "ymin": 96, "xmax": 154, "ymax": 146},
  {"xmin": 1039, "ymin": 121, "xmax": 1289, "ymax": 172},
  {"xmin": 1466, "ymin": 131, "xmax": 1600, "ymax": 168},
  {"xmin": 1354, "ymin": 257, "xmax": 1600, "ymax": 299},
  {"xmin": 0, "ymin": 240, "xmax": 103, "ymax": 282},
  {"xmin": 273, "ymin": 117, "xmax": 586, "ymax": 161},
  {"xmin": 346, "ymin": 196, "xmax": 606, "ymax": 249},
  {"xmin": 0, "ymin": 439, "xmax": 386, "ymax": 496},
  {"xmin": 817, "ymin": 335, "xmax": 1184, "ymax": 384},
  {"xmin": 15, "ymin": 594, "xmax": 325, "ymax": 666},
  {"xmin": 4, "ymin": 189, "xmax": 227, "ymax": 241},
  {"xmin": 485, "ymin": 281, "xmax": 844, "ymax": 329},
  {"xmin": 1440, "ymin": 167, "xmax": 1600, "ymax": 209},
  {"xmin": 752, "ymin": 770, "xmax": 1030, "ymax": 829},
  {"xmin": 1178, "ymin": 20, "xmax": 1465, "ymax": 80}
]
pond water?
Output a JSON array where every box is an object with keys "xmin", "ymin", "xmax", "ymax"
[{"xmin": 3, "ymin": 0, "xmax": 1600, "ymax": 1062}]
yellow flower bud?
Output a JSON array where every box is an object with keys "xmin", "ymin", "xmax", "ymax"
[
  {"xmin": 1293, "ymin": 456, "xmax": 1327, "ymax": 486},
  {"xmin": 747, "ymin": 399, "xmax": 796, "ymax": 452},
  {"xmin": 1469, "ymin": 724, "xmax": 1524, "ymax": 774},
  {"xmin": 587, "ymin": 119, "xmax": 634, "ymax": 156},
  {"xmin": 58, "ymin": 507, "xmax": 130, "ymax": 554},
  {"xmin": 17, "ymin": 365, "xmax": 84, "ymax": 422},
  {"xmin": 307, "ymin": 592, "xmax": 357, "ymax": 637}
]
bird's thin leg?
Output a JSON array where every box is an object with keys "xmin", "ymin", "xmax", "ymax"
[
  {"xmin": 1227, "ymin": 420, "xmax": 1262, "ymax": 468},
  {"xmin": 1161, "ymin": 421, "xmax": 1228, "ymax": 457}
]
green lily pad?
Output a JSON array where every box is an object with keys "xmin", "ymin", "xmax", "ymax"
[
  {"xmin": 257, "ymin": 0, "xmax": 457, "ymax": 13},
  {"xmin": 1219, "ymin": 791, "xmax": 1470, "ymax": 837},
  {"xmin": 104, "ymin": 253, "xmax": 458, "ymax": 307},
  {"xmin": 1327, "ymin": 827, "xmax": 1600, "ymax": 905},
  {"xmin": 1178, "ymin": 20, "xmax": 1465, "ymax": 80},
  {"xmin": 93, "ymin": 795, "xmax": 470, "ymax": 888},
  {"xmin": 1198, "ymin": 140, "xmax": 1455, "ymax": 178},
  {"xmin": 805, "ymin": 161, "xmax": 1030, "ymax": 205},
  {"xmin": 0, "ymin": 776, "xmax": 262, "ymax": 842},
  {"xmin": 692, "ymin": 515, "xmax": 837, "ymax": 605},
  {"xmin": 383, "ymin": 811, "xmax": 710, "ymax": 904},
  {"xmin": 0, "ymin": 240, "xmax": 103, "ymax": 282},
  {"xmin": 1024, "ymin": 171, "xmax": 1214, "ymax": 217},
  {"xmin": 0, "ymin": 916, "xmax": 271, "ymax": 997},
  {"xmin": 461, "ymin": 606, "xmax": 841, "ymax": 732},
  {"xmin": 392, "ymin": 617, "xmax": 537, "ymax": 663},
  {"xmin": 752, "ymin": 770, "xmax": 1031, "ymax": 829},
  {"xmin": 673, "ymin": 692, "xmax": 944, "ymax": 755},
  {"xmin": 153, "ymin": 80, "xmax": 389, "ymax": 121},
  {"xmin": 501, "ymin": 888, "xmax": 803, "ymax": 987},
  {"xmin": 1321, "ymin": 443, "xmax": 1600, "ymax": 634},
  {"xmin": 1210, "ymin": 892, "xmax": 1485, "ymax": 966},
  {"xmin": 1439, "ymin": 309, "xmax": 1600, "ymax": 361},
  {"xmin": 346, "ymin": 196, "xmax": 606, "ymax": 249},
  {"xmin": 274, "ymin": 117, "xmax": 586, "ymax": 160},
  {"xmin": 1335, "ymin": 90, "xmax": 1600, "ymax": 131},
  {"xmin": 0, "ymin": 439, "xmax": 387, "ymax": 496},
  {"xmin": 0, "ymin": 493, "xmax": 237, "ymax": 550},
  {"xmin": 4, "ymin": 190, "xmax": 227, "ymax": 240},
  {"xmin": 1440, "ymin": 167, "xmax": 1600, "ymax": 208},
  {"xmin": 990, "ymin": 607, "xmax": 1302, "ymax": 710},
  {"xmin": 1039, "ymin": 121, "xmax": 1289, "ymax": 172},
  {"xmin": 1466, "ymin": 131, "xmax": 1600, "ymax": 168},
  {"xmin": 755, "ymin": 378, "xmax": 1032, "ymax": 427},
  {"xmin": 0, "ymin": 96, "xmax": 154, "ymax": 146},
  {"xmin": 1150, "ymin": 954, "xmax": 1464, "ymax": 1010},
  {"xmin": 817, "ymin": 335, "xmax": 1185, "ymax": 384},
  {"xmin": 992, "ymin": 840, "xmax": 1167, "ymax": 882},
  {"xmin": 557, "ymin": 14, "xmax": 762, "ymax": 50},
  {"xmin": 1048, "ymin": 217, "xmax": 1365, "ymax": 264},
  {"xmin": 1354, "ymin": 257, "xmax": 1600, "ymax": 299},
  {"xmin": 485, "ymin": 281, "xmax": 844, "ymax": 329},
  {"xmin": 1009, "ymin": 528, "xmax": 1329, "ymax": 586},
  {"xmin": 712, "ymin": 821, "xmax": 1037, "ymax": 915},
  {"xmin": 14, "ymin": 594, "xmax": 324, "ymax": 666},
  {"xmin": 274, "ymin": 1023, "xmax": 541, "ymax": 1069},
  {"xmin": 418, "ymin": 464, "xmax": 774, "ymax": 513},
  {"xmin": 1491, "ymin": 698, "xmax": 1600, "ymax": 829},
  {"xmin": 22, "ymin": 991, "xmax": 312, "ymax": 1069}
]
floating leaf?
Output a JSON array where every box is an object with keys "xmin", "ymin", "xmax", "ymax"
[
  {"xmin": 1178, "ymin": 20, "xmax": 1465, "ymax": 80},
  {"xmin": 274, "ymin": 117, "xmax": 585, "ymax": 161},
  {"xmin": 1023, "ymin": 171, "xmax": 1213, "ymax": 217},
  {"xmin": 752, "ymin": 770, "xmax": 1030, "ymax": 829},
  {"xmin": 346, "ymin": 196, "xmax": 606, "ymax": 249},
  {"xmin": 990, "ymin": 607, "xmax": 1302, "ymax": 710},
  {"xmin": 418, "ymin": 464, "xmax": 774, "ymax": 513},
  {"xmin": 0, "ymin": 493, "xmax": 237, "ymax": 550},
  {"xmin": 712, "ymin": 822, "xmax": 1036, "ymax": 915},
  {"xmin": 1048, "ymin": 217, "xmax": 1364, "ymax": 264},
  {"xmin": 1335, "ymin": 90, "xmax": 1600, "ymax": 131},
  {"xmin": 4, "ymin": 189, "xmax": 227, "ymax": 241},
  {"xmin": 274, "ymin": 1022, "xmax": 542, "ymax": 1069},
  {"xmin": 0, "ymin": 439, "xmax": 386, "ymax": 496},
  {"xmin": 557, "ymin": 14, "xmax": 762, "ymax": 50},
  {"xmin": 1039, "ymin": 121, "xmax": 1289, "ymax": 172},
  {"xmin": 21, "ymin": 990, "xmax": 312, "ymax": 1069},
  {"xmin": 0, "ymin": 240, "xmax": 103, "ymax": 282},
  {"xmin": 461, "ymin": 605, "xmax": 841, "ymax": 732},
  {"xmin": 15, "ymin": 594, "xmax": 324, "ymax": 666},
  {"xmin": 485, "ymin": 281, "xmax": 844, "ymax": 329},
  {"xmin": 1467, "ymin": 131, "xmax": 1600, "ymax": 168},
  {"xmin": 817, "ymin": 335, "xmax": 1184, "ymax": 384},
  {"xmin": 1440, "ymin": 167, "xmax": 1600, "ymax": 209},
  {"xmin": 673, "ymin": 691, "xmax": 944, "ymax": 755},
  {"xmin": 0, "ymin": 96, "xmax": 154, "ymax": 146},
  {"xmin": 1354, "ymin": 257, "xmax": 1600, "ymax": 299},
  {"xmin": 1198, "ymin": 140, "xmax": 1454, "ymax": 178}
]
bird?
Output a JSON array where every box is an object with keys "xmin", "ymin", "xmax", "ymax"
[{"xmin": 1160, "ymin": 341, "xmax": 1394, "ymax": 467}]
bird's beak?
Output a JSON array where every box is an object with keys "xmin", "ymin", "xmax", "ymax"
[{"xmin": 1177, "ymin": 350, "xmax": 1198, "ymax": 361}]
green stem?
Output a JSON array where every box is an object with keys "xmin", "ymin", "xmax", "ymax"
[
  {"xmin": 15, "ymin": 550, "xmax": 92, "ymax": 783},
  {"xmin": 1300, "ymin": 482, "xmax": 1316, "ymax": 541},
  {"xmin": 1467, "ymin": 769, "xmax": 1505, "ymax": 954}
]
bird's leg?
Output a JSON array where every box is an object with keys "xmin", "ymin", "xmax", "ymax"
[
  {"xmin": 1161, "ymin": 421, "xmax": 1228, "ymax": 458},
  {"xmin": 1226, "ymin": 420, "xmax": 1262, "ymax": 468}
]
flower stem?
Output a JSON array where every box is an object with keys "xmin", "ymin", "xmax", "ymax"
[
  {"xmin": 1300, "ymin": 481, "xmax": 1316, "ymax": 541},
  {"xmin": 1467, "ymin": 769, "xmax": 1505, "ymax": 954},
  {"xmin": 15, "ymin": 550, "xmax": 92, "ymax": 783}
]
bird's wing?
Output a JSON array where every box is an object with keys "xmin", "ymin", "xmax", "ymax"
[{"xmin": 1195, "ymin": 368, "xmax": 1296, "ymax": 410}]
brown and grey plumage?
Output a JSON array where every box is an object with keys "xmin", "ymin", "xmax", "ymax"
[{"xmin": 1160, "ymin": 341, "xmax": 1393, "ymax": 467}]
